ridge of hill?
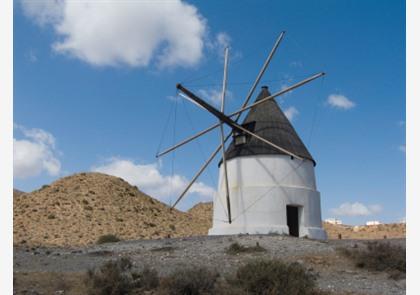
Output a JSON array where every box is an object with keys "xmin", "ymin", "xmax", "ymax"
[
  {"xmin": 13, "ymin": 172, "xmax": 208, "ymax": 247},
  {"xmin": 187, "ymin": 201, "xmax": 212, "ymax": 229},
  {"xmin": 14, "ymin": 189, "xmax": 25, "ymax": 197}
]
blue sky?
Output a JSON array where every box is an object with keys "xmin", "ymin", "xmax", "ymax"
[{"xmin": 13, "ymin": 0, "xmax": 405, "ymax": 225}]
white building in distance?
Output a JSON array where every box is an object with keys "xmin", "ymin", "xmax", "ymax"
[
  {"xmin": 325, "ymin": 218, "xmax": 343, "ymax": 225},
  {"xmin": 366, "ymin": 220, "xmax": 381, "ymax": 226}
]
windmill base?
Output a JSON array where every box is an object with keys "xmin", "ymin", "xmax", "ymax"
[{"xmin": 208, "ymin": 225, "xmax": 327, "ymax": 240}]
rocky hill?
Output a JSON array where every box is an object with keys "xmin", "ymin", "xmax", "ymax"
[
  {"xmin": 13, "ymin": 172, "xmax": 208, "ymax": 247},
  {"xmin": 187, "ymin": 201, "xmax": 212, "ymax": 229}
]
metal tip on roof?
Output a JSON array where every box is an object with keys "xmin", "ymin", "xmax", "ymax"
[{"xmin": 261, "ymin": 85, "xmax": 269, "ymax": 90}]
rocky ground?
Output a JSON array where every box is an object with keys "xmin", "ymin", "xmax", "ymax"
[{"xmin": 14, "ymin": 235, "xmax": 405, "ymax": 295}]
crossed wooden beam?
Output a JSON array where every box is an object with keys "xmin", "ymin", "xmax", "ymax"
[{"xmin": 156, "ymin": 31, "xmax": 325, "ymax": 223}]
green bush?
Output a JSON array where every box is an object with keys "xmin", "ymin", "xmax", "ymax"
[
  {"xmin": 226, "ymin": 242, "xmax": 266, "ymax": 255},
  {"xmin": 160, "ymin": 265, "xmax": 219, "ymax": 295},
  {"xmin": 231, "ymin": 259, "xmax": 317, "ymax": 295},
  {"xmin": 339, "ymin": 241, "xmax": 405, "ymax": 279},
  {"xmin": 96, "ymin": 234, "xmax": 121, "ymax": 244}
]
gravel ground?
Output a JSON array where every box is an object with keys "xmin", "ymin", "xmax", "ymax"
[{"xmin": 14, "ymin": 235, "xmax": 405, "ymax": 295}]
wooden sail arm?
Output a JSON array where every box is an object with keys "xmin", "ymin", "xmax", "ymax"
[{"xmin": 156, "ymin": 72, "xmax": 325, "ymax": 158}]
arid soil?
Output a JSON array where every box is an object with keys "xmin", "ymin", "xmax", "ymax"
[{"xmin": 13, "ymin": 236, "xmax": 405, "ymax": 295}]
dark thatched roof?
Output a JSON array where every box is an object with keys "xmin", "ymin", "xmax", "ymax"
[{"xmin": 221, "ymin": 86, "xmax": 315, "ymax": 165}]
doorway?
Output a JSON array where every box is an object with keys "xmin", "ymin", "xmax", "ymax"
[{"xmin": 286, "ymin": 205, "xmax": 299, "ymax": 237}]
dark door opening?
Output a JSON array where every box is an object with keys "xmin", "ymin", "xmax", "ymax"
[{"xmin": 287, "ymin": 206, "xmax": 299, "ymax": 237}]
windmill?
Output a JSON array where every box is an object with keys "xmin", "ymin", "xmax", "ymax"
[{"xmin": 157, "ymin": 32, "xmax": 327, "ymax": 240}]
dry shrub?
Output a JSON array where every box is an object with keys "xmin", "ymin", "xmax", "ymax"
[
  {"xmin": 84, "ymin": 257, "xmax": 158, "ymax": 295},
  {"xmin": 231, "ymin": 259, "xmax": 317, "ymax": 295},
  {"xmin": 84, "ymin": 258, "xmax": 134, "ymax": 295},
  {"xmin": 339, "ymin": 241, "xmax": 405, "ymax": 279},
  {"xmin": 96, "ymin": 234, "xmax": 120, "ymax": 244},
  {"xmin": 159, "ymin": 265, "xmax": 219, "ymax": 295},
  {"xmin": 132, "ymin": 266, "xmax": 159, "ymax": 291},
  {"xmin": 226, "ymin": 242, "xmax": 266, "ymax": 255}
]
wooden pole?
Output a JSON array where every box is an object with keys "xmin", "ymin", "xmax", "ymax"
[{"xmin": 220, "ymin": 47, "xmax": 232, "ymax": 223}]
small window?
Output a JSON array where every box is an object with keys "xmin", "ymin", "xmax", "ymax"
[
  {"xmin": 233, "ymin": 121, "xmax": 256, "ymax": 146},
  {"xmin": 234, "ymin": 134, "xmax": 247, "ymax": 146}
]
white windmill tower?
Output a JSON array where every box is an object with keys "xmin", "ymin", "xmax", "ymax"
[{"xmin": 157, "ymin": 32, "xmax": 327, "ymax": 240}]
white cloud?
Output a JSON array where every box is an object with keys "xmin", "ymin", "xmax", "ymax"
[
  {"xmin": 331, "ymin": 202, "xmax": 382, "ymax": 217},
  {"xmin": 284, "ymin": 106, "xmax": 299, "ymax": 121},
  {"xmin": 398, "ymin": 144, "xmax": 406, "ymax": 153},
  {"xmin": 92, "ymin": 158, "xmax": 215, "ymax": 203},
  {"xmin": 14, "ymin": 125, "xmax": 61, "ymax": 179},
  {"xmin": 290, "ymin": 61, "xmax": 303, "ymax": 68},
  {"xmin": 21, "ymin": 0, "xmax": 207, "ymax": 68},
  {"xmin": 207, "ymin": 32, "xmax": 232, "ymax": 59},
  {"xmin": 25, "ymin": 49, "xmax": 38, "ymax": 62},
  {"xmin": 20, "ymin": 0, "xmax": 64, "ymax": 26},
  {"xmin": 197, "ymin": 88, "xmax": 233, "ymax": 107},
  {"xmin": 327, "ymin": 94, "xmax": 356, "ymax": 110}
]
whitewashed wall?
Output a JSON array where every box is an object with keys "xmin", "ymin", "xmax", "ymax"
[{"xmin": 209, "ymin": 155, "xmax": 327, "ymax": 240}]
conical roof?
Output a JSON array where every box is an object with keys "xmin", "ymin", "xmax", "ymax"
[{"xmin": 222, "ymin": 86, "xmax": 315, "ymax": 165}]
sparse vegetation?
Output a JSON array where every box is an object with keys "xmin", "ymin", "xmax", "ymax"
[
  {"xmin": 150, "ymin": 246, "xmax": 176, "ymax": 252},
  {"xmin": 231, "ymin": 259, "xmax": 317, "ymax": 295},
  {"xmin": 84, "ymin": 257, "xmax": 159, "ymax": 295},
  {"xmin": 132, "ymin": 265, "xmax": 159, "ymax": 291},
  {"xmin": 226, "ymin": 242, "xmax": 266, "ymax": 255},
  {"xmin": 47, "ymin": 214, "xmax": 56, "ymax": 219},
  {"xmin": 84, "ymin": 257, "xmax": 134, "ymax": 295},
  {"xmin": 339, "ymin": 241, "xmax": 406, "ymax": 279},
  {"xmin": 96, "ymin": 234, "xmax": 121, "ymax": 244},
  {"xmin": 19, "ymin": 248, "xmax": 398, "ymax": 295},
  {"xmin": 160, "ymin": 265, "xmax": 219, "ymax": 295}
]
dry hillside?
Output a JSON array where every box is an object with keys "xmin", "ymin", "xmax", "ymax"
[
  {"xmin": 187, "ymin": 201, "xmax": 212, "ymax": 229},
  {"xmin": 323, "ymin": 221, "xmax": 406, "ymax": 239},
  {"xmin": 13, "ymin": 172, "xmax": 209, "ymax": 247}
]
